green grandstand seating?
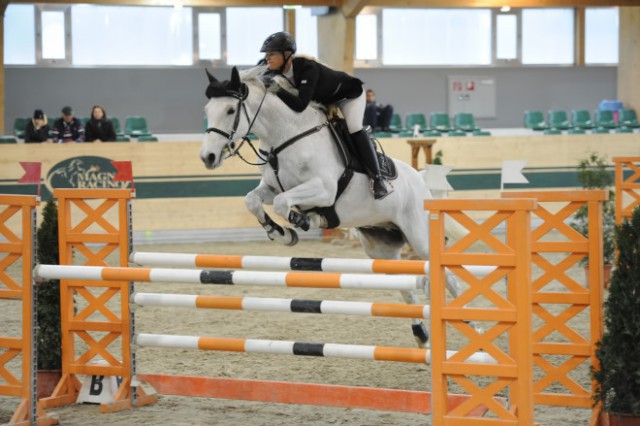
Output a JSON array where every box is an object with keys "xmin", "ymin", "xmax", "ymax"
[
  {"xmin": 544, "ymin": 128, "xmax": 562, "ymax": 135},
  {"xmin": 125, "ymin": 116, "xmax": 152, "ymax": 137},
  {"xmin": 115, "ymin": 135, "xmax": 131, "ymax": 142},
  {"xmin": 448, "ymin": 130, "xmax": 467, "ymax": 137},
  {"xmin": 430, "ymin": 112, "xmax": 451, "ymax": 133},
  {"xmin": 616, "ymin": 127, "xmax": 634, "ymax": 134},
  {"xmin": 388, "ymin": 114, "xmax": 403, "ymax": 132},
  {"xmin": 547, "ymin": 110, "xmax": 571, "ymax": 130},
  {"xmin": 0, "ymin": 137, "xmax": 18, "ymax": 144},
  {"xmin": 594, "ymin": 110, "xmax": 617, "ymax": 129},
  {"xmin": 405, "ymin": 113, "xmax": 428, "ymax": 132},
  {"xmin": 567, "ymin": 128, "xmax": 586, "ymax": 135},
  {"xmin": 13, "ymin": 117, "xmax": 28, "ymax": 139},
  {"xmin": 524, "ymin": 111, "xmax": 547, "ymax": 131},
  {"xmin": 619, "ymin": 109, "xmax": 639, "ymax": 128},
  {"xmin": 453, "ymin": 113, "xmax": 479, "ymax": 132},
  {"xmin": 571, "ymin": 110, "xmax": 594, "ymax": 129},
  {"xmin": 137, "ymin": 135, "xmax": 158, "ymax": 142},
  {"xmin": 472, "ymin": 130, "xmax": 492, "ymax": 136},
  {"xmin": 592, "ymin": 127, "xmax": 610, "ymax": 134}
]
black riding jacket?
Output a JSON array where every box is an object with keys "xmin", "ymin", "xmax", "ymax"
[{"xmin": 275, "ymin": 57, "xmax": 363, "ymax": 113}]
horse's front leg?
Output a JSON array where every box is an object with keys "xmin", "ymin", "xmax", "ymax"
[
  {"xmin": 272, "ymin": 177, "xmax": 335, "ymax": 231},
  {"xmin": 245, "ymin": 181, "xmax": 299, "ymax": 246}
]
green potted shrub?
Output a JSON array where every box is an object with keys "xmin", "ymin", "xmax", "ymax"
[
  {"xmin": 570, "ymin": 152, "xmax": 616, "ymax": 286},
  {"xmin": 592, "ymin": 206, "xmax": 640, "ymax": 424},
  {"xmin": 35, "ymin": 198, "xmax": 62, "ymax": 397}
]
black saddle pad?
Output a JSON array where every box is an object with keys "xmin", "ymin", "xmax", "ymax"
[{"xmin": 327, "ymin": 115, "xmax": 398, "ymax": 181}]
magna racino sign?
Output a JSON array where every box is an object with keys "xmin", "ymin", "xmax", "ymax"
[{"xmin": 46, "ymin": 156, "xmax": 131, "ymax": 191}]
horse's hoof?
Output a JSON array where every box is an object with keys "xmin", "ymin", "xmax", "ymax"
[
  {"xmin": 288, "ymin": 211, "xmax": 310, "ymax": 231},
  {"xmin": 286, "ymin": 229, "xmax": 299, "ymax": 246}
]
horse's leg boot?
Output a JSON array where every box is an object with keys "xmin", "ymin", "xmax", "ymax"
[{"xmin": 351, "ymin": 130, "xmax": 392, "ymax": 200}]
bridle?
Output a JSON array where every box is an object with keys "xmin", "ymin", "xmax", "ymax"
[{"xmin": 205, "ymin": 83, "xmax": 268, "ymax": 166}]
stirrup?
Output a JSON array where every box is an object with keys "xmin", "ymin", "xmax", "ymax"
[{"xmin": 371, "ymin": 177, "xmax": 392, "ymax": 200}]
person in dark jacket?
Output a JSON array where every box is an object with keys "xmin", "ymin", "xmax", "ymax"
[
  {"xmin": 84, "ymin": 105, "xmax": 116, "ymax": 142},
  {"xmin": 364, "ymin": 89, "xmax": 394, "ymax": 132},
  {"xmin": 52, "ymin": 106, "xmax": 84, "ymax": 143},
  {"xmin": 25, "ymin": 109, "xmax": 51, "ymax": 143},
  {"xmin": 260, "ymin": 32, "xmax": 392, "ymax": 200}
]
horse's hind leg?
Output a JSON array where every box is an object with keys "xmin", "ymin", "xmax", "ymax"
[{"xmin": 358, "ymin": 227, "xmax": 430, "ymax": 349}]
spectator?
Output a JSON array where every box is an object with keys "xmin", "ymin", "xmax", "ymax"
[
  {"xmin": 52, "ymin": 106, "xmax": 84, "ymax": 143},
  {"xmin": 363, "ymin": 89, "xmax": 394, "ymax": 132},
  {"xmin": 84, "ymin": 105, "xmax": 116, "ymax": 142},
  {"xmin": 24, "ymin": 109, "xmax": 51, "ymax": 143}
]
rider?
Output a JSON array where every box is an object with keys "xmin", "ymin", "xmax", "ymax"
[{"xmin": 260, "ymin": 31, "xmax": 392, "ymax": 200}]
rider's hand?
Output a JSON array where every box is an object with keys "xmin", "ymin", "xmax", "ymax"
[{"xmin": 267, "ymin": 80, "xmax": 281, "ymax": 93}]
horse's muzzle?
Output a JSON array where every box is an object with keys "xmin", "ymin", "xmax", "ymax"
[{"xmin": 202, "ymin": 152, "xmax": 216, "ymax": 169}]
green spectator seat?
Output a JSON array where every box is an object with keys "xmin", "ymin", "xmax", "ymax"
[
  {"xmin": 524, "ymin": 111, "xmax": 547, "ymax": 131},
  {"xmin": 0, "ymin": 137, "xmax": 18, "ymax": 144},
  {"xmin": 405, "ymin": 113, "xmax": 428, "ymax": 132},
  {"xmin": 372, "ymin": 131, "xmax": 393, "ymax": 138},
  {"xmin": 453, "ymin": 112, "xmax": 479, "ymax": 132},
  {"xmin": 571, "ymin": 110, "xmax": 594, "ymax": 129},
  {"xmin": 472, "ymin": 130, "xmax": 492, "ymax": 136},
  {"xmin": 423, "ymin": 130, "xmax": 441, "ymax": 137},
  {"xmin": 388, "ymin": 114, "xmax": 404, "ymax": 132},
  {"xmin": 125, "ymin": 116, "xmax": 152, "ymax": 137},
  {"xmin": 14, "ymin": 117, "xmax": 29, "ymax": 139},
  {"xmin": 430, "ymin": 112, "xmax": 451, "ymax": 133},
  {"xmin": 619, "ymin": 109, "xmax": 640, "ymax": 128},
  {"xmin": 138, "ymin": 136, "xmax": 158, "ymax": 142},
  {"xmin": 592, "ymin": 127, "xmax": 610, "ymax": 134},
  {"xmin": 544, "ymin": 128, "xmax": 562, "ymax": 135},
  {"xmin": 567, "ymin": 128, "xmax": 586, "ymax": 135},
  {"xmin": 112, "ymin": 118, "xmax": 124, "ymax": 136},
  {"xmin": 247, "ymin": 133, "xmax": 259, "ymax": 140},
  {"xmin": 115, "ymin": 135, "xmax": 131, "ymax": 142},
  {"xmin": 448, "ymin": 130, "xmax": 467, "ymax": 137},
  {"xmin": 616, "ymin": 127, "xmax": 634, "ymax": 134},
  {"xmin": 398, "ymin": 131, "xmax": 415, "ymax": 138},
  {"xmin": 594, "ymin": 110, "xmax": 617, "ymax": 129},
  {"xmin": 547, "ymin": 110, "xmax": 571, "ymax": 130}
]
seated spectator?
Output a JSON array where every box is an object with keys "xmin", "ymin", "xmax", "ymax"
[
  {"xmin": 52, "ymin": 106, "xmax": 84, "ymax": 143},
  {"xmin": 84, "ymin": 105, "xmax": 116, "ymax": 142},
  {"xmin": 363, "ymin": 89, "xmax": 394, "ymax": 132},
  {"xmin": 25, "ymin": 109, "xmax": 51, "ymax": 143}
]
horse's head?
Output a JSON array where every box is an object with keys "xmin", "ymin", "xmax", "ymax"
[{"xmin": 200, "ymin": 67, "xmax": 252, "ymax": 169}]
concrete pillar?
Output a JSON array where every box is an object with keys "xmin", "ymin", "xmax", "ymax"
[
  {"xmin": 317, "ymin": 12, "xmax": 355, "ymax": 74},
  {"xmin": 618, "ymin": 7, "xmax": 640, "ymax": 112}
]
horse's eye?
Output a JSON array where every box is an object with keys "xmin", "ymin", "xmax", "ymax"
[{"xmin": 227, "ymin": 108, "xmax": 235, "ymax": 115}]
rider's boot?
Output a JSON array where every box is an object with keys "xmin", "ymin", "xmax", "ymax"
[{"xmin": 351, "ymin": 129, "xmax": 393, "ymax": 200}]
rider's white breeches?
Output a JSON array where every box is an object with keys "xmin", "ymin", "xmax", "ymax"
[{"xmin": 338, "ymin": 91, "xmax": 366, "ymax": 134}]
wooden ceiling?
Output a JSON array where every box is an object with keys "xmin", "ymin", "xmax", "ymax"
[{"xmin": 6, "ymin": 0, "xmax": 640, "ymax": 7}]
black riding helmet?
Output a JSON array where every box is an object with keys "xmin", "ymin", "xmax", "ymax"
[{"xmin": 260, "ymin": 31, "xmax": 297, "ymax": 54}]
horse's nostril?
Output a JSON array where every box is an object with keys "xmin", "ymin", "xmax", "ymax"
[{"xmin": 207, "ymin": 153, "xmax": 216, "ymax": 165}]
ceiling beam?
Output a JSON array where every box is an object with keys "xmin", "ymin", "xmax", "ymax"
[
  {"xmin": 342, "ymin": 0, "xmax": 369, "ymax": 18},
  {"xmin": 367, "ymin": 0, "xmax": 640, "ymax": 6},
  {"xmin": 1, "ymin": 0, "xmax": 9, "ymax": 14}
]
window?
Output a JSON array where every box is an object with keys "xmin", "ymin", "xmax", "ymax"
[
  {"xmin": 356, "ymin": 14, "xmax": 377, "ymax": 61},
  {"xmin": 4, "ymin": 4, "xmax": 36, "ymax": 65},
  {"xmin": 71, "ymin": 5, "xmax": 193, "ymax": 66},
  {"xmin": 42, "ymin": 10, "xmax": 66, "ymax": 60},
  {"xmin": 382, "ymin": 9, "xmax": 491, "ymax": 66},
  {"xmin": 295, "ymin": 7, "xmax": 318, "ymax": 58},
  {"xmin": 496, "ymin": 14, "xmax": 517, "ymax": 60},
  {"xmin": 226, "ymin": 7, "xmax": 282, "ymax": 65},
  {"xmin": 585, "ymin": 8, "xmax": 619, "ymax": 64},
  {"xmin": 198, "ymin": 13, "xmax": 222, "ymax": 61},
  {"xmin": 522, "ymin": 8, "xmax": 574, "ymax": 65}
]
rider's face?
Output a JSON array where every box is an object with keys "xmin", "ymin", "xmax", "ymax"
[{"xmin": 265, "ymin": 51, "xmax": 284, "ymax": 70}]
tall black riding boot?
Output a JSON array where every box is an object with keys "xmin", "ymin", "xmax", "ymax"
[{"xmin": 351, "ymin": 130, "xmax": 392, "ymax": 200}]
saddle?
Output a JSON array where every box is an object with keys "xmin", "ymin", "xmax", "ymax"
[
  {"xmin": 301, "ymin": 106, "xmax": 397, "ymax": 230},
  {"xmin": 326, "ymin": 105, "xmax": 398, "ymax": 180}
]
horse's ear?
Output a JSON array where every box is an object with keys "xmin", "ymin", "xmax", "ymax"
[
  {"xmin": 205, "ymin": 68, "xmax": 217, "ymax": 84},
  {"xmin": 230, "ymin": 66, "xmax": 241, "ymax": 91}
]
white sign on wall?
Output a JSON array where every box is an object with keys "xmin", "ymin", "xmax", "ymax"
[{"xmin": 447, "ymin": 75, "xmax": 496, "ymax": 119}]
